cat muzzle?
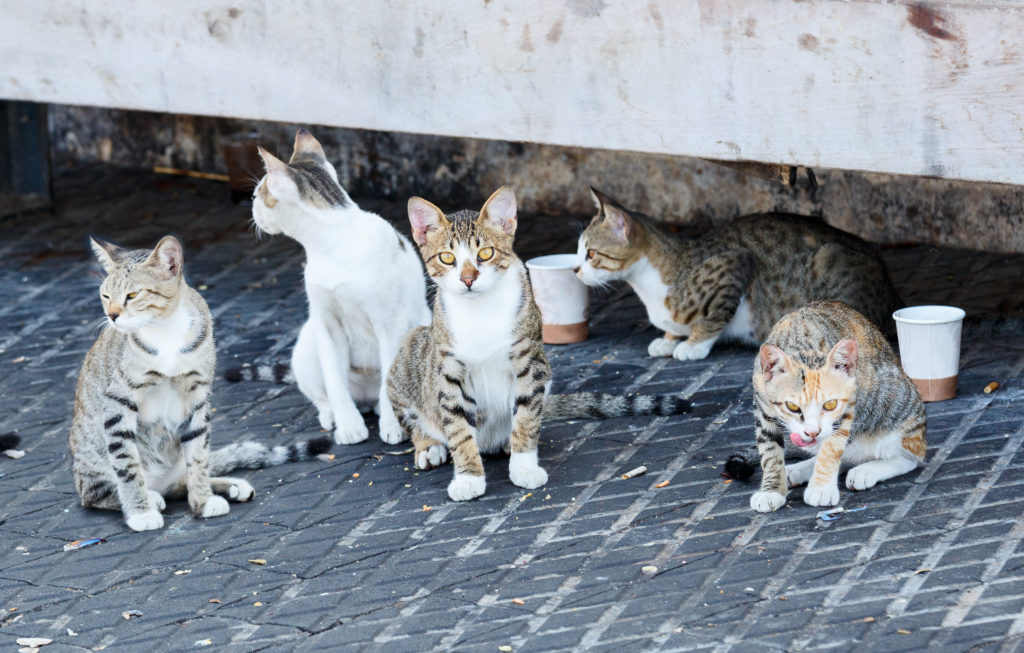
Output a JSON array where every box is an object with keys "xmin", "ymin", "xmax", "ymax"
[{"xmin": 790, "ymin": 431, "xmax": 817, "ymax": 447}]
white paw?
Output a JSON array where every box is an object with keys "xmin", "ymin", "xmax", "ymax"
[
  {"xmin": 317, "ymin": 406, "xmax": 334, "ymax": 431},
  {"xmin": 126, "ymin": 509, "xmax": 164, "ymax": 532},
  {"xmin": 200, "ymin": 495, "xmax": 230, "ymax": 518},
  {"xmin": 846, "ymin": 466, "xmax": 881, "ymax": 491},
  {"xmin": 227, "ymin": 479, "xmax": 255, "ymax": 502},
  {"xmin": 672, "ymin": 339, "xmax": 714, "ymax": 361},
  {"xmin": 785, "ymin": 463, "xmax": 814, "ymax": 488},
  {"xmin": 509, "ymin": 450, "xmax": 548, "ymax": 489},
  {"xmin": 447, "ymin": 474, "xmax": 486, "ymax": 501},
  {"xmin": 379, "ymin": 418, "xmax": 407, "ymax": 445},
  {"xmin": 648, "ymin": 337, "xmax": 677, "ymax": 358},
  {"xmin": 147, "ymin": 490, "xmax": 166, "ymax": 512},
  {"xmin": 333, "ymin": 415, "xmax": 369, "ymax": 445},
  {"xmin": 416, "ymin": 444, "xmax": 448, "ymax": 470},
  {"xmin": 803, "ymin": 484, "xmax": 840, "ymax": 507},
  {"xmin": 750, "ymin": 491, "xmax": 786, "ymax": 513}
]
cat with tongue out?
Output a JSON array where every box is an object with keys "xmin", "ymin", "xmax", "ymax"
[{"xmin": 726, "ymin": 301, "xmax": 927, "ymax": 513}]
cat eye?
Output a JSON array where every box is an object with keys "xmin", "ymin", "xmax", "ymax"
[
  {"xmin": 438, "ymin": 252, "xmax": 456, "ymax": 265},
  {"xmin": 101, "ymin": 293, "xmax": 110, "ymax": 300},
  {"xmin": 784, "ymin": 401, "xmax": 801, "ymax": 413},
  {"xmin": 823, "ymin": 399, "xmax": 837, "ymax": 411},
  {"xmin": 125, "ymin": 292, "xmax": 138, "ymax": 302},
  {"xmin": 586, "ymin": 249, "xmax": 596, "ymax": 260},
  {"xmin": 477, "ymin": 247, "xmax": 494, "ymax": 262}
]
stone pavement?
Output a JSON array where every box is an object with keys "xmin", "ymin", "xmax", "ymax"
[{"xmin": 1, "ymin": 165, "xmax": 1023, "ymax": 652}]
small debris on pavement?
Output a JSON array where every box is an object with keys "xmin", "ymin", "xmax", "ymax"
[
  {"xmin": 12, "ymin": 356, "xmax": 25, "ymax": 363},
  {"xmin": 655, "ymin": 480, "xmax": 670, "ymax": 488},
  {"xmin": 253, "ymin": 601, "xmax": 263, "ymax": 607},
  {"xmin": 862, "ymin": 617, "xmax": 875, "ymax": 623},
  {"xmin": 316, "ymin": 454, "xmax": 335, "ymax": 462},
  {"xmin": 914, "ymin": 568, "xmax": 931, "ymax": 575},
  {"xmin": 385, "ymin": 448, "xmax": 415, "ymax": 455},
  {"xmin": 66, "ymin": 628, "xmax": 77, "ymax": 636},
  {"xmin": 897, "ymin": 629, "xmax": 912, "ymax": 635},
  {"xmin": 4, "ymin": 449, "xmax": 25, "ymax": 459},
  {"xmin": 248, "ymin": 559, "xmax": 267, "ymax": 566},
  {"xmin": 621, "ymin": 466, "xmax": 647, "ymax": 480},
  {"xmin": 208, "ymin": 599, "xmax": 221, "ymax": 604},
  {"xmin": 641, "ymin": 565, "xmax": 658, "ymax": 576},
  {"xmin": 63, "ymin": 538, "xmax": 105, "ymax": 552},
  {"xmin": 519, "ymin": 493, "xmax": 532, "ymax": 502},
  {"xmin": 194, "ymin": 638, "xmax": 212, "ymax": 646},
  {"xmin": 16, "ymin": 638, "xmax": 52, "ymax": 648},
  {"xmin": 174, "ymin": 569, "xmax": 191, "ymax": 575},
  {"xmin": 511, "ymin": 598, "xmax": 525, "ymax": 605},
  {"xmin": 422, "ymin": 505, "xmax": 432, "ymax": 512},
  {"xmin": 121, "ymin": 609, "xmax": 143, "ymax": 620},
  {"xmin": 352, "ymin": 473, "xmax": 360, "ymax": 478},
  {"xmin": 499, "ymin": 647, "xmax": 512, "ymax": 652},
  {"xmin": 816, "ymin": 506, "xmax": 866, "ymax": 522},
  {"xmin": 984, "ymin": 381, "xmax": 1000, "ymax": 394}
]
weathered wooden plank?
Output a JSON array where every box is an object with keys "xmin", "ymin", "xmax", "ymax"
[{"xmin": 1, "ymin": 1, "xmax": 1022, "ymax": 184}]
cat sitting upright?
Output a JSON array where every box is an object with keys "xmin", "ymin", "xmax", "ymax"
[
  {"xmin": 245, "ymin": 130, "xmax": 430, "ymax": 445},
  {"xmin": 575, "ymin": 188, "xmax": 901, "ymax": 361}
]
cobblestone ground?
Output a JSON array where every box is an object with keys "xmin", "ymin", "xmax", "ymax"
[{"xmin": 1, "ymin": 165, "xmax": 1024, "ymax": 652}]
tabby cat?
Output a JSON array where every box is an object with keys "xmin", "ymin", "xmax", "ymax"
[
  {"xmin": 70, "ymin": 236, "xmax": 330, "ymax": 532},
  {"xmin": 575, "ymin": 188, "xmax": 901, "ymax": 360},
  {"xmin": 243, "ymin": 130, "xmax": 430, "ymax": 445},
  {"xmin": 388, "ymin": 187, "xmax": 692, "ymax": 501},
  {"xmin": 726, "ymin": 301, "xmax": 926, "ymax": 512}
]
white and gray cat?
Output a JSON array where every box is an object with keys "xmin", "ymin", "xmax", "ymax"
[
  {"xmin": 70, "ymin": 236, "xmax": 330, "ymax": 532},
  {"xmin": 240, "ymin": 130, "xmax": 430, "ymax": 445}
]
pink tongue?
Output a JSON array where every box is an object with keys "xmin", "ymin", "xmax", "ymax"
[{"xmin": 790, "ymin": 432, "xmax": 813, "ymax": 447}]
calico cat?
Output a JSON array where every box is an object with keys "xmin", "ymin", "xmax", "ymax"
[
  {"xmin": 575, "ymin": 188, "xmax": 901, "ymax": 361},
  {"xmin": 70, "ymin": 236, "xmax": 330, "ymax": 532},
  {"xmin": 387, "ymin": 187, "xmax": 692, "ymax": 501},
  {"xmin": 726, "ymin": 301, "xmax": 926, "ymax": 512},
  {"xmin": 246, "ymin": 130, "xmax": 430, "ymax": 445}
]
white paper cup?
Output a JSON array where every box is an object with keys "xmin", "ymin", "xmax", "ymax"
[
  {"xmin": 525, "ymin": 254, "xmax": 590, "ymax": 344},
  {"xmin": 893, "ymin": 305, "xmax": 966, "ymax": 402}
]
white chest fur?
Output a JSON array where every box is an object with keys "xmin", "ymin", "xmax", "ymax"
[
  {"xmin": 138, "ymin": 379, "xmax": 189, "ymax": 432},
  {"xmin": 627, "ymin": 257, "xmax": 690, "ymax": 336},
  {"xmin": 134, "ymin": 304, "xmax": 197, "ymax": 378}
]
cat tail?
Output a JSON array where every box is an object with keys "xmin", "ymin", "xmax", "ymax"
[
  {"xmin": 724, "ymin": 446, "xmax": 759, "ymax": 481},
  {"xmin": 542, "ymin": 392, "xmax": 691, "ymax": 421},
  {"xmin": 0, "ymin": 432, "xmax": 21, "ymax": 451},
  {"xmin": 223, "ymin": 363, "xmax": 295, "ymax": 384},
  {"xmin": 208, "ymin": 437, "xmax": 332, "ymax": 476}
]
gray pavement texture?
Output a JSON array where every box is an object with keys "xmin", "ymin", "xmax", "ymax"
[{"xmin": 1, "ymin": 164, "xmax": 1024, "ymax": 653}]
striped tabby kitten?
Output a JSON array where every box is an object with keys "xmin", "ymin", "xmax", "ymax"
[
  {"xmin": 575, "ymin": 188, "xmax": 900, "ymax": 360},
  {"xmin": 388, "ymin": 187, "xmax": 691, "ymax": 501},
  {"xmin": 70, "ymin": 236, "xmax": 329, "ymax": 532},
  {"xmin": 726, "ymin": 301, "xmax": 926, "ymax": 512},
  {"xmin": 250, "ymin": 130, "xmax": 430, "ymax": 445}
]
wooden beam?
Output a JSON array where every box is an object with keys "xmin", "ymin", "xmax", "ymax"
[{"xmin": 1, "ymin": 1, "xmax": 1022, "ymax": 185}]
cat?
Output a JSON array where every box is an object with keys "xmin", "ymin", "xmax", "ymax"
[
  {"xmin": 725, "ymin": 301, "xmax": 926, "ymax": 512},
  {"xmin": 574, "ymin": 188, "xmax": 901, "ymax": 361},
  {"xmin": 387, "ymin": 186, "xmax": 692, "ymax": 501},
  {"xmin": 246, "ymin": 129, "xmax": 431, "ymax": 445},
  {"xmin": 70, "ymin": 236, "xmax": 331, "ymax": 532}
]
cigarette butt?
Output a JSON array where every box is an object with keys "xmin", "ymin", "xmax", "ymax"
[
  {"xmin": 897, "ymin": 629, "xmax": 911, "ymax": 635},
  {"xmin": 422, "ymin": 505, "xmax": 432, "ymax": 512},
  {"xmin": 511, "ymin": 598, "xmax": 525, "ymax": 605},
  {"xmin": 862, "ymin": 616, "xmax": 875, "ymax": 622},
  {"xmin": 621, "ymin": 466, "xmax": 647, "ymax": 480},
  {"xmin": 655, "ymin": 480, "xmax": 669, "ymax": 488},
  {"xmin": 984, "ymin": 381, "xmax": 1000, "ymax": 394},
  {"xmin": 248, "ymin": 559, "xmax": 266, "ymax": 566}
]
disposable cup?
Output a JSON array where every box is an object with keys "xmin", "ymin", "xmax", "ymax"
[
  {"xmin": 893, "ymin": 305, "xmax": 966, "ymax": 402},
  {"xmin": 525, "ymin": 254, "xmax": 590, "ymax": 344}
]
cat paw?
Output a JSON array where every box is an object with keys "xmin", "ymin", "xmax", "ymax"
[
  {"xmin": 510, "ymin": 464, "xmax": 548, "ymax": 490},
  {"xmin": 447, "ymin": 474, "xmax": 486, "ymax": 501},
  {"xmin": 200, "ymin": 495, "xmax": 230, "ymax": 518},
  {"xmin": 379, "ymin": 418, "xmax": 407, "ymax": 445},
  {"xmin": 147, "ymin": 490, "xmax": 167, "ymax": 512},
  {"xmin": 126, "ymin": 509, "xmax": 164, "ymax": 532},
  {"xmin": 333, "ymin": 416, "xmax": 369, "ymax": 445},
  {"xmin": 803, "ymin": 484, "xmax": 840, "ymax": 507},
  {"xmin": 416, "ymin": 444, "xmax": 448, "ymax": 470},
  {"xmin": 648, "ymin": 337, "xmax": 677, "ymax": 357},
  {"xmin": 317, "ymin": 406, "xmax": 334, "ymax": 431},
  {"xmin": 750, "ymin": 491, "xmax": 786, "ymax": 513},
  {"xmin": 226, "ymin": 479, "xmax": 255, "ymax": 502},
  {"xmin": 672, "ymin": 339, "xmax": 714, "ymax": 361},
  {"xmin": 846, "ymin": 466, "xmax": 881, "ymax": 491}
]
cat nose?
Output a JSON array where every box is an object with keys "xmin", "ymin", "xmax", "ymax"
[
  {"xmin": 461, "ymin": 277, "xmax": 474, "ymax": 289},
  {"xmin": 108, "ymin": 312, "xmax": 120, "ymax": 322},
  {"xmin": 573, "ymin": 266, "xmax": 580, "ymax": 274},
  {"xmin": 804, "ymin": 427, "xmax": 820, "ymax": 438}
]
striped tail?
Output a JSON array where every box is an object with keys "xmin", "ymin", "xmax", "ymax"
[
  {"xmin": 541, "ymin": 392, "xmax": 691, "ymax": 422},
  {"xmin": 224, "ymin": 363, "xmax": 295, "ymax": 384},
  {"xmin": 209, "ymin": 437, "xmax": 331, "ymax": 475},
  {"xmin": 0, "ymin": 432, "xmax": 20, "ymax": 451},
  {"xmin": 724, "ymin": 446, "xmax": 759, "ymax": 481}
]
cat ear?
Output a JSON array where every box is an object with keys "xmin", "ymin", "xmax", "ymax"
[
  {"xmin": 590, "ymin": 188, "xmax": 633, "ymax": 242},
  {"xmin": 407, "ymin": 197, "xmax": 448, "ymax": 247},
  {"xmin": 145, "ymin": 236, "xmax": 184, "ymax": 280},
  {"xmin": 759, "ymin": 344, "xmax": 791, "ymax": 382},
  {"xmin": 258, "ymin": 146, "xmax": 296, "ymax": 198},
  {"xmin": 291, "ymin": 129, "xmax": 326, "ymax": 162},
  {"xmin": 479, "ymin": 186, "xmax": 518, "ymax": 236},
  {"xmin": 827, "ymin": 338, "xmax": 858, "ymax": 376},
  {"xmin": 89, "ymin": 237, "xmax": 124, "ymax": 274}
]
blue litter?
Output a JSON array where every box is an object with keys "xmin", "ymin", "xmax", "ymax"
[{"xmin": 816, "ymin": 506, "xmax": 866, "ymax": 522}]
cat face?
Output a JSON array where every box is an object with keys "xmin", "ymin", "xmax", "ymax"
[
  {"xmin": 407, "ymin": 186, "xmax": 518, "ymax": 298},
  {"xmin": 575, "ymin": 187, "xmax": 644, "ymax": 286},
  {"xmin": 251, "ymin": 130, "xmax": 348, "ymax": 236},
  {"xmin": 756, "ymin": 339, "xmax": 858, "ymax": 447},
  {"xmin": 90, "ymin": 236, "xmax": 184, "ymax": 333}
]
